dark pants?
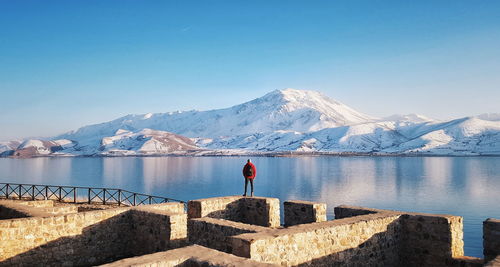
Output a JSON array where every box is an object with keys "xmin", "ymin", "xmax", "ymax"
[{"xmin": 244, "ymin": 177, "xmax": 254, "ymax": 196}]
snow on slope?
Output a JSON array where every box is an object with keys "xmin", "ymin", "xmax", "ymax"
[
  {"xmin": 98, "ymin": 128, "xmax": 199, "ymax": 156},
  {"xmin": 393, "ymin": 117, "xmax": 500, "ymax": 155},
  {"xmin": 11, "ymin": 139, "xmax": 76, "ymax": 157},
  {"xmin": 3, "ymin": 88, "xmax": 500, "ymax": 156},
  {"xmin": 56, "ymin": 88, "xmax": 376, "ymax": 145},
  {"xmin": 476, "ymin": 113, "xmax": 500, "ymax": 121},
  {"xmin": 0, "ymin": 140, "xmax": 21, "ymax": 156},
  {"xmin": 382, "ymin": 113, "xmax": 436, "ymax": 123},
  {"xmin": 200, "ymin": 117, "xmax": 500, "ymax": 155}
]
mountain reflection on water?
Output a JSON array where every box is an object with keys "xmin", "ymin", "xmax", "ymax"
[{"xmin": 1, "ymin": 156, "xmax": 499, "ymax": 258}]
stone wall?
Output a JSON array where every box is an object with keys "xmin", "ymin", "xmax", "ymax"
[
  {"xmin": 130, "ymin": 209, "xmax": 187, "ymax": 255},
  {"xmin": 239, "ymin": 197, "xmax": 280, "ymax": 227},
  {"xmin": 2, "ymin": 196, "xmax": 493, "ymax": 267},
  {"xmin": 401, "ymin": 212, "xmax": 464, "ymax": 266},
  {"xmin": 19, "ymin": 199, "xmax": 54, "ymax": 208},
  {"xmin": 0, "ymin": 207, "xmax": 132, "ymax": 266},
  {"xmin": 334, "ymin": 205, "xmax": 379, "ymax": 219},
  {"xmin": 336, "ymin": 206, "xmax": 466, "ymax": 267},
  {"xmin": 484, "ymin": 218, "xmax": 500, "ymax": 263},
  {"xmin": 188, "ymin": 217, "xmax": 268, "ymax": 253},
  {"xmin": 0, "ymin": 202, "xmax": 31, "ymax": 219},
  {"xmin": 188, "ymin": 196, "xmax": 241, "ymax": 220},
  {"xmin": 100, "ymin": 245, "xmax": 278, "ymax": 267},
  {"xmin": 0, "ymin": 203, "xmax": 187, "ymax": 267},
  {"xmin": 188, "ymin": 196, "xmax": 280, "ymax": 228},
  {"xmin": 135, "ymin": 202, "xmax": 185, "ymax": 214},
  {"xmin": 485, "ymin": 255, "xmax": 500, "ymax": 267},
  {"xmin": 227, "ymin": 205, "xmax": 467, "ymax": 266},
  {"xmin": 0, "ymin": 199, "xmax": 78, "ymax": 219},
  {"xmin": 231, "ymin": 212, "xmax": 403, "ymax": 266},
  {"xmin": 284, "ymin": 200, "xmax": 326, "ymax": 226}
]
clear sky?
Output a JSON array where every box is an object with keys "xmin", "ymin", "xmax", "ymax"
[{"xmin": 1, "ymin": 0, "xmax": 500, "ymax": 140}]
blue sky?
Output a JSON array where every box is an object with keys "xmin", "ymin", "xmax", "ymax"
[{"xmin": 1, "ymin": 0, "xmax": 500, "ymax": 140}]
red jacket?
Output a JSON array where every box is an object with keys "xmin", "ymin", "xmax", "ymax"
[{"xmin": 243, "ymin": 162, "xmax": 256, "ymax": 179}]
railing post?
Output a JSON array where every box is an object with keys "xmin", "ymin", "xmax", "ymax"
[
  {"xmin": 133, "ymin": 193, "xmax": 136, "ymax": 206},
  {"xmin": 88, "ymin": 188, "xmax": 91, "ymax": 204},
  {"xmin": 32, "ymin": 185, "xmax": 35, "ymax": 200},
  {"xmin": 19, "ymin": 185, "xmax": 22, "ymax": 200},
  {"xmin": 118, "ymin": 190, "xmax": 121, "ymax": 206},
  {"xmin": 103, "ymin": 189, "xmax": 106, "ymax": 205},
  {"xmin": 45, "ymin": 186, "xmax": 48, "ymax": 200},
  {"xmin": 58, "ymin": 187, "xmax": 62, "ymax": 202},
  {"xmin": 149, "ymin": 196, "xmax": 152, "ymax": 204},
  {"xmin": 6, "ymin": 184, "xmax": 9, "ymax": 199},
  {"xmin": 74, "ymin": 188, "xmax": 77, "ymax": 203}
]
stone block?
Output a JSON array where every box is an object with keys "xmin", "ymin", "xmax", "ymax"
[
  {"xmin": 334, "ymin": 205, "xmax": 381, "ymax": 219},
  {"xmin": 187, "ymin": 196, "xmax": 280, "ymax": 228},
  {"xmin": 188, "ymin": 217, "xmax": 267, "ymax": 253},
  {"xmin": 484, "ymin": 218, "xmax": 500, "ymax": 263},
  {"xmin": 98, "ymin": 245, "xmax": 278, "ymax": 267},
  {"xmin": 284, "ymin": 200, "xmax": 326, "ymax": 226},
  {"xmin": 401, "ymin": 212, "xmax": 464, "ymax": 266},
  {"xmin": 188, "ymin": 196, "xmax": 242, "ymax": 220},
  {"xmin": 230, "ymin": 212, "xmax": 402, "ymax": 266},
  {"xmin": 0, "ymin": 200, "xmax": 188, "ymax": 266},
  {"xmin": 485, "ymin": 255, "xmax": 500, "ymax": 267}
]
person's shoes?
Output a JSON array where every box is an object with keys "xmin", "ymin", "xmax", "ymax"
[
  {"xmin": 242, "ymin": 193, "xmax": 246, "ymax": 197},
  {"xmin": 251, "ymin": 192, "xmax": 254, "ymax": 197}
]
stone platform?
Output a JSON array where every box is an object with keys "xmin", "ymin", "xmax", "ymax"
[{"xmin": 1, "ymin": 196, "xmax": 499, "ymax": 266}]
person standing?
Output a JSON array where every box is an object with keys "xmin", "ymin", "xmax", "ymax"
[{"xmin": 242, "ymin": 159, "xmax": 256, "ymax": 197}]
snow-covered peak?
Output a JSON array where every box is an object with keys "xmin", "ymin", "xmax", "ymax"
[
  {"xmin": 241, "ymin": 88, "xmax": 376, "ymax": 129},
  {"xmin": 56, "ymin": 88, "xmax": 377, "ymax": 141},
  {"xmin": 19, "ymin": 139, "xmax": 45, "ymax": 149}
]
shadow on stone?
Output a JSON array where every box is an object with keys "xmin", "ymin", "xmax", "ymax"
[{"xmin": 0, "ymin": 209, "xmax": 187, "ymax": 267}]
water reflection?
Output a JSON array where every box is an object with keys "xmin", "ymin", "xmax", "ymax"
[{"xmin": 0, "ymin": 156, "xmax": 499, "ymax": 257}]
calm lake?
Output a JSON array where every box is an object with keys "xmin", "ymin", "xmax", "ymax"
[{"xmin": 1, "ymin": 156, "xmax": 499, "ymax": 257}]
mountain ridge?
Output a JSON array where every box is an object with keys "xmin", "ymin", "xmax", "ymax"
[{"xmin": 2, "ymin": 88, "xmax": 500, "ymax": 157}]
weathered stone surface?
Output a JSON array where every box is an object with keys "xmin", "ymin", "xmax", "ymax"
[
  {"xmin": 99, "ymin": 245, "xmax": 278, "ymax": 267},
  {"xmin": 130, "ymin": 209, "xmax": 188, "ymax": 255},
  {"xmin": 239, "ymin": 197, "xmax": 280, "ymax": 228},
  {"xmin": 450, "ymin": 256, "xmax": 483, "ymax": 267},
  {"xmin": 0, "ymin": 202, "xmax": 187, "ymax": 266},
  {"xmin": 188, "ymin": 196, "xmax": 241, "ymax": 220},
  {"xmin": 284, "ymin": 200, "xmax": 326, "ymax": 226},
  {"xmin": 134, "ymin": 202, "xmax": 185, "ymax": 214},
  {"xmin": 0, "ymin": 199, "xmax": 78, "ymax": 219},
  {"xmin": 231, "ymin": 212, "xmax": 403, "ymax": 266},
  {"xmin": 334, "ymin": 205, "xmax": 380, "ymax": 219},
  {"xmin": 485, "ymin": 255, "xmax": 500, "ymax": 267},
  {"xmin": 2, "ymin": 196, "xmax": 496, "ymax": 267},
  {"xmin": 188, "ymin": 217, "xmax": 267, "ymax": 253},
  {"xmin": 484, "ymin": 218, "xmax": 500, "ymax": 263},
  {"xmin": 401, "ymin": 212, "xmax": 464, "ymax": 266},
  {"xmin": 188, "ymin": 196, "xmax": 280, "ymax": 228}
]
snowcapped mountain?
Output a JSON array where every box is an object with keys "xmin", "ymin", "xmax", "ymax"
[
  {"xmin": 2, "ymin": 88, "xmax": 500, "ymax": 156},
  {"xmin": 9, "ymin": 139, "xmax": 74, "ymax": 157},
  {"xmin": 98, "ymin": 128, "xmax": 199, "ymax": 156},
  {"xmin": 56, "ymin": 88, "xmax": 375, "ymax": 142},
  {"xmin": 201, "ymin": 117, "xmax": 500, "ymax": 155},
  {"xmin": 0, "ymin": 140, "xmax": 21, "ymax": 156}
]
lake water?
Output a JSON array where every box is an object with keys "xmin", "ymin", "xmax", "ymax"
[{"xmin": 1, "ymin": 156, "xmax": 499, "ymax": 258}]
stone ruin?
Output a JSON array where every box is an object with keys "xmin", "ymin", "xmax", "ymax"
[{"xmin": 1, "ymin": 196, "xmax": 500, "ymax": 266}]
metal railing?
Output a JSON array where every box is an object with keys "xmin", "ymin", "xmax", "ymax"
[{"xmin": 0, "ymin": 183, "xmax": 184, "ymax": 206}]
